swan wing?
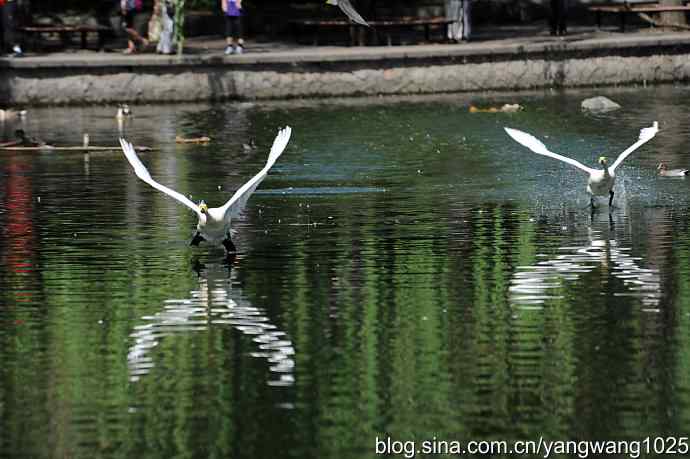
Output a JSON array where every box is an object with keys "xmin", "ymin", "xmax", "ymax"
[
  {"xmin": 330, "ymin": 0, "xmax": 370, "ymax": 27},
  {"xmin": 610, "ymin": 121, "xmax": 659, "ymax": 172},
  {"xmin": 119, "ymin": 138, "xmax": 202, "ymax": 217},
  {"xmin": 219, "ymin": 126, "xmax": 292, "ymax": 220},
  {"xmin": 504, "ymin": 127, "xmax": 595, "ymax": 174}
]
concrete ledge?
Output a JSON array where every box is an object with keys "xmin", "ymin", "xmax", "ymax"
[{"xmin": 3, "ymin": 31, "xmax": 690, "ymax": 105}]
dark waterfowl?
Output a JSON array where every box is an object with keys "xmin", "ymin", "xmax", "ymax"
[{"xmin": 657, "ymin": 162, "xmax": 688, "ymax": 177}]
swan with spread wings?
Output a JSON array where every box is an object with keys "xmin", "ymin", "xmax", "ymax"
[
  {"xmin": 505, "ymin": 122, "xmax": 658, "ymax": 208},
  {"xmin": 119, "ymin": 126, "xmax": 292, "ymax": 253}
]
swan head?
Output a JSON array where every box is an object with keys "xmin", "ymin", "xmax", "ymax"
[
  {"xmin": 657, "ymin": 162, "xmax": 668, "ymax": 171},
  {"xmin": 326, "ymin": 0, "xmax": 338, "ymax": 5},
  {"xmin": 116, "ymin": 104, "xmax": 131, "ymax": 119},
  {"xmin": 598, "ymin": 156, "xmax": 609, "ymax": 166},
  {"xmin": 198, "ymin": 201, "xmax": 209, "ymax": 214}
]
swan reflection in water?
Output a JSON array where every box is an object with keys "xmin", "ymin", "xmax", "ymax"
[
  {"xmin": 510, "ymin": 212, "xmax": 661, "ymax": 307},
  {"xmin": 127, "ymin": 258, "xmax": 295, "ymax": 386}
]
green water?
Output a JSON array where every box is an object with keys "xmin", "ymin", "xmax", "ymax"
[{"xmin": 1, "ymin": 87, "xmax": 690, "ymax": 458}]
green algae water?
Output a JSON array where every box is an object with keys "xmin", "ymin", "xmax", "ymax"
[{"xmin": 2, "ymin": 86, "xmax": 690, "ymax": 458}]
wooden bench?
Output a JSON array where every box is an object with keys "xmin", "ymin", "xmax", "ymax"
[
  {"xmin": 291, "ymin": 17, "xmax": 454, "ymax": 46},
  {"xmin": 19, "ymin": 24, "xmax": 113, "ymax": 50},
  {"xmin": 589, "ymin": 2, "xmax": 690, "ymax": 31}
]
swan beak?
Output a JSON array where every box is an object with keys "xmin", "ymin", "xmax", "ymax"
[{"xmin": 598, "ymin": 156, "xmax": 608, "ymax": 165}]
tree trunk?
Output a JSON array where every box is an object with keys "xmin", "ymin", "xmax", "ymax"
[{"xmin": 659, "ymin": 0, "xmax": 687, "ymax": 28}]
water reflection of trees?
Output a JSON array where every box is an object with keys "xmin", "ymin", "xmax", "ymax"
[
  {"xmin": 238, "ymin": 199, "xmax": 687, "ymax": 455},
  {"xmin": 4, "ymin": 96, "xmax": 690, "ymax": 457}
]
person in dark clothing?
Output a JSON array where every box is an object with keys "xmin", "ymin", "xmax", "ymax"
[
  {"xmin": 0, "ymin": 0, "xmax": 23, "ymax": 56},
  {"xmin": 121, "ymin": 0, "xmax": 148, "ymax": 53},
  {"xmin": 550, "ymin": 0, "xmax": 569, "ymax": 36},
  {"xmin": 0, "ymin": 130, "xmax": 47, "ymax": 147},
  {"xmin": 14, "ymin": 129, "xmax": 47, "ymax": 147},
  {"xmin": 95, "ymin": 0, "xmax": 117, "ymax": 50},
  {"xmin": 222, "ymin": 0, "xmax": 244, "ymax": 55}
]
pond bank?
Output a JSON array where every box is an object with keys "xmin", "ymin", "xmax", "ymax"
[{"xmin": 3, "ymin": 29, "xmax": 690, "ymax": 106}]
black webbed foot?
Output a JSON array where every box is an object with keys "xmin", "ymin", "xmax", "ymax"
[
  {"xmin": 191, "ymin": 258, "xmax": 206, "ymax": 276},
  {"xmin": 608, "ymin": 190, "xmax": 615, "ymax": 207},
  {"xmin": 222, "ymin": 238, "xmax": 237, "ymax": 254},
  {"xmin": 190, "ymin": 232, "xmax": 205, "ymax": 246},
  {"xmin": 223, "ymin": 251, "xmax": 237, "ymax": 265}
]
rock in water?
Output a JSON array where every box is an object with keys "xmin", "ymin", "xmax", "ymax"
[{"xmin": 581, "ymin": 96, "xmax": 621, "ymax": 113}]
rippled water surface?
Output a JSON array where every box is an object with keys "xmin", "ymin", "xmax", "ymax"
[{"xmin": 2, "ymin": 87, "xmax": 690, "ymax": 458}]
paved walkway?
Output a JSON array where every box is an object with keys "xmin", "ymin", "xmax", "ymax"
[{"xmin": 2, "ymin": 24, "xmax": 684, "ymax": 67}]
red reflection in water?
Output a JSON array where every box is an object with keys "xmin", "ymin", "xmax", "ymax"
[{"xmin": 1, "ymin": 160, "xmax": 36, "ymax": 279}]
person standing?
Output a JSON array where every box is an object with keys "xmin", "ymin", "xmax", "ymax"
[
  {"xmin": 550, "ymin": 0, "xmax": 569, "ymax": 36},
  {"xmin": 1, "ymin": 0, "xmax": 23, "ymax": 56},
  {"xmin": 95, "ymin": 0, "xmax": 117, "ymax": 50},
  {"xmin": 445, "ymin": 0, "xmax": 471, "ymax": 42},
  {"xmin": 157, "ymin": 0, "xmax": 174, "ymax": 54},
  {"xmin": 121, "ymin": 0, "xmax": 148, "ymax": 53},
  {"xmin": 0, "ymin": 0, "xmax": 4, "ymax": 53},
  {"xmin": 222, "ymin": 0, "xmax": 244, "ymax": 55}
]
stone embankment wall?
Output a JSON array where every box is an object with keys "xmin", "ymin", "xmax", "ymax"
[{"xmin": 2, "ymin": 34, "xmax": 690, "ymax": 106}]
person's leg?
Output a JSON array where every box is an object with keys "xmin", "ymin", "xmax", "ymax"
[
  {"xmin": 558, "ymin": 0, "xmax": 568, "ymax": 35},
  {"xmin": 226, "ymin": 16, "xmax": 243, "ymax": 54},
  {"xmin": 4, "ymin": 1, "xmax": 21, "ymax": 55},
  {"xmin": 123, "ymin": 10, "xmax": 136, "ymax": 52},
  {"xmin": 462, "ymin": 0, "xmax": 471, "ymax": 41},
  {"xmin": 95, "ymin": 1, "xmax": 114, "ymax": 49},
  {"xmin": 0, "ymin": 3, "xmax": 6, "ymax": 54},
  {"xmin": 125, "ymin": 10, "xmax": 148, "ymax": 51},
  {"xmin": 157, "ymin": 5, "xmax": 173, "ymax": 54},
  {"xmin": 549, "ymin": 0, "xmax": 557, "ymax": 36},
  {"xmin": 234, "ymin": 16, "xmax": 244, "ymax": 52},
  {"xmin": 224, "ymin": 15, "xmax": 234, "ymax": 53},
  {"xmin": 445, "ymin": 0, "xmax": 461, "ymax": 42}
]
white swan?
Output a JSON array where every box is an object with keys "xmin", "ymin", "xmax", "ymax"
[
  {"xmin": 326, "ymin": 0, "xmax": 369, "ymax": 27},
  {"xmin": 116, "ymin": 104, "xmax": 132, "ymax": 120},
  {"xmin": 505, "ymin": 122, "xmax": 659, "ymax": 208},
  {"xmin": 119, "ymin": 126, "xmax": 292, "ymax": 253}
]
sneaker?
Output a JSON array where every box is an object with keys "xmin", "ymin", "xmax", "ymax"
[
  {"xmin": 224, "ymin": 45, "xmax": 233, "ymax": 55},
  {"xmin": 235, "ymin": 45, "xmax": 244, "ymax": 55},
  {"xmin": 12, "ymin": 45, "xmax": 23, "ymax": 57}
]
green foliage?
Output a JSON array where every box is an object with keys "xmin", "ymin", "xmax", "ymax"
[{"xmin": 174, "ymin": 0, "xmax": 186, "ymax": 55}]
